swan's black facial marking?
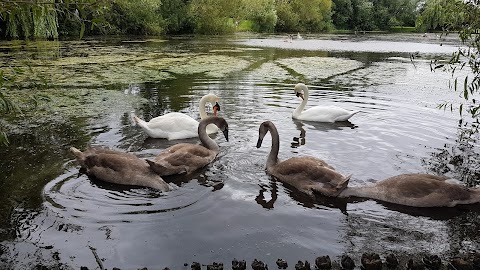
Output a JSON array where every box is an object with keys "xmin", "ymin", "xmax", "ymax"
[
  {"xmin": 214, "ymin": 102, "xmax": 221, "ymax": 111},
  {"xmin": 296, "ymin": 92, "xmax": 301, "ymax": 97}
]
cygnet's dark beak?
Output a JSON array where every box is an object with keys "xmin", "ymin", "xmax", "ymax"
[
  {"xmin": 222, "ymin": 128, "xmax": 229, "ymax": 142},
  {"xmin": 213, "ymin": 102, "xmax": 220, "ymax": 116},
  {"xmin": 256, "ymin": 138, "xmax": 263, "ymax": 148}
]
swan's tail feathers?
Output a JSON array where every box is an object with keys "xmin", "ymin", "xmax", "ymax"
[
  {"xmin": 335, "ymin": 111, "xmax": 360, "ymax": 122},
  {"xmin": 69, "ymin": 147, "xmax": 86, "ymax": 166},
  {"xmin": 336, "ymin": 174, "xmax": 352, "ymax": 193},
  {"xmin": 131, "ymin": 113, "xmax": 146, "ymax": 127}
]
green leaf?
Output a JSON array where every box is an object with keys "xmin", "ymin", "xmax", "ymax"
[
  {"xmin": 0, "ymin": 131, "xmax": 9, "ymax": 146},
  {"xmin": 80, "ymin": 22, "xmax": 85, "ymax": 40},
  {"xmin": 464, "ymin": 76, "xmax": 468, "ymax": 99},
  {"xmin": 91, "ymin": 18, "xmax": 106, "ymax": 30}
]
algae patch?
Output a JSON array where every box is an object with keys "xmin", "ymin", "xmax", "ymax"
[
  {"xmin": 276, "ymin": 57, "xmax": 363, "ymax": 80},
  {"xmin": 246, "ymin": 57, "xmax": 363, "ymax": 82},
  {"xmin": 167, "ymin": 54, "xmax": 251, "ymax": 77},
  {"xmin": 2, "ymin": 45, "xmax": 253, "ymax": 87},
  {"xmin": 247, "ymin": 62, "xmax": 295, "ymax": 82}
]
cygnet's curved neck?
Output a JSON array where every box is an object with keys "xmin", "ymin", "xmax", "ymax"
[
  {"xmin": 198, "ymin": 118, "xmax": 219, "ymax": 152},
  {"xmin": 265, "ymin": 123, "xmax": 280, "ymax": 170},
  {"xmin": 293, "ymin": 86, "xmax": 309, "ymax": 117},
  {"xmin": 199, "ymin": 95, "xmax": 210, "ymax": 119}
]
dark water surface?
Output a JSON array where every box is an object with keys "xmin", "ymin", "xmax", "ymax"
[{"xmin": 1, "ymin": 33, "xmax": 479, "ymax": 269}]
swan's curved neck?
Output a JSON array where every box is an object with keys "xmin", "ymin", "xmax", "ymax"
[
  {"xmin": 198, "ymin": 119, "xmax": 218, "ymax": 151},
  {"xmin": 293, "ymin": 87, "xmax": 309, "ymax": 117},
  {"xmin": 266, "ymin": 124, "xmax": 280, "ymax": 170},
  {"xmin": 199, "ymin": 96, "xmax": 209, "ymax": 119}
]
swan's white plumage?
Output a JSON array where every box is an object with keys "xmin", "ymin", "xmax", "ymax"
[
  {"xmin": 133, "ymin": 94, "xmax": 220, "ymax": 140},
  {"xmin": 292, "ymin": 83, "xmax": 358, "ymax": 123}
]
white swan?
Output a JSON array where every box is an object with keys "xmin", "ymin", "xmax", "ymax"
[
  {"xmin": 70, "ymin": 147, "xmax": 170, "ymax": 191},
  {"xmin": 339, "ymin": 174, "xmax": 480, "ymax": 207},
  {"xmin": 147, "ymin": 117, "xmax": 228, "ymax": 176},
  {"xmin": 256, "ymin": 121, "xmax": 351, "ymax": 197},
  {"xmin": 132, "ymin": 93, "xmax": 221, "ymax": 140},
  {"xmin": 292, "ymin": 83, "xmax": 359, "ymax": 122}
]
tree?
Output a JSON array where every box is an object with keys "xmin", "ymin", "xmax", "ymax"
[
  {"xmin": 332, "ymin": 0, "xmax": 353, "ymax": 29},
  {"xmin": 350, "ymin": 0, "xmax": 375, "ymax": 30},
  {"xmin": 424, "ymin": 0, "xmax": 480, "ymax": 126},
  {"xmin": 189, "ymin": 0, "xmax": 236, "ymax": 34},
  {"xmin": 275, "ymin": 0, "xmax": 333, "ymax": 32},
  {"xmin": 0, "ymin": 0, "xmax": 58, "ymax": 39},
  {"xmin": 160, "ymin": 0, "xmax": 195, "ymax": 34},
  {"xmin": 106, "ymin": 0, "xmax": 164, "ymax": 35},
  {"xmin": 416, "ymin": 0, "xmax": 464, "ymax": 32},
  {"xmin": 242, "ymin": 0, "xmax": 277, "ymax": 32}
]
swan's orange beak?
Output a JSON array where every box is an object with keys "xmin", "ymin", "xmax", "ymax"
[
  {"xmin": 213, "ymin": 102, "xmax": 220, "ymax": 116},
  {"xmin": 296, "ymin": 92, "xmax": 304, "ymax": 100}
]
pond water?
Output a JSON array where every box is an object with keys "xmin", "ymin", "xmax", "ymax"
[{"xmin": 0, "ymin": 33, "xmax": 479, "ymax": 269}]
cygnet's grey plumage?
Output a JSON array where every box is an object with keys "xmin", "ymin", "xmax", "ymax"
[
  {"xmin": 70, "ymin": 147, "xmax": 170, "ymax": 191},
  {"xmin": 339, "ymin": 173, "xmax": 480, "ymax": 207},
  {"xmin": 147, "ymin": 116, "xmax": 229, "ymax": 176},
  {"xmin": 256, "ymin": 121, "xmax": 350, "ymax": 197}
]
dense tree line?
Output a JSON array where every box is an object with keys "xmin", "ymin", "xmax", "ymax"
[{"xmin": 1, "ymin": 0, "xmax": 463, "ymax": 39}]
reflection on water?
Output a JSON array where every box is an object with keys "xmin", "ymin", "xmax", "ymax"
[
  {"xmin": 291, "ymin": 119, "xmax": 358, "ymax": 148},
  {"xmin": 0, "ymin": 34, "xmax": 478, "ymax": 269}
]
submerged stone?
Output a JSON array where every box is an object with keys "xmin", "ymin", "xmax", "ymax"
[
  {"xmin": 341, "ymin": 255, "xmax": 355, "ymax": 270},
  {"xmin": 232, "ymin": 258, "xmax": 247, "ymax": 270},
  {"xmin": 361, "ymin": 253, "xmax": 382, "ymax": 270},
  {"xmin": 276, "ymin": 258, "xmax": 288, "ymax": 269},
  {"xmin": 315, "ymin": 255, "xmax": 332, "ymax": 269},
  {"xmin": 386, "ymin": 253, "xmax": 399, "ymax": 269}
]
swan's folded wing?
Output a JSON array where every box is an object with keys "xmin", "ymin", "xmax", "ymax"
[
  {"xmin": 301, "ymin": 106, "xmax": 356, "ymax": 122},
  {"xmin": 272, "ymin": 157, "xmax": 348, "ymax": 197},
  {"xmin": 148, "ymin": 145, "xmax": 216, "ymax": 175},
  {"xmin": 146, "ymin": 112, "xmax": 199, "ymax": 130}
]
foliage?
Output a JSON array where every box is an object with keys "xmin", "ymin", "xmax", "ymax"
[
  {"xmin": 332, "ymin": 0, "xmax": 353, "ymax": 29},
  {"xmin": 243, "ymin": 0, "xmax": 277, "ymax": 32},
  {"xmin": 275, "ymin": 1, "xmax": 299, "ymax": 32},
  {"xmin": 333, "ymin": 0, "xmax": 420, "ymax": 31},
  {"xmin": 0, "ymin": 0, "xmax": 58, "ymax": 39},
  {"xmin": 189, "ymin": 0, "xmax": 236, "ymax": 34},
  {"xmin": 0, "ymin": 0, "xmax": 428, "ymax": 37},
  {"xmin": 425, "ymin": 122, "xmax": 480, "ymax": 187},
  {"xmin": 159, "ymin": 0, "xmax": 195, "ymax": 34},
  {"xmin": 427, "ymin": 0, "xmax": 480, "ymax": 126},
  {"xmin": 415, "ymin": 0, "xmax": 464, "ymax": 32},
  {"xmin": 56, "ymin": 0, "xmax": 111, "ymax": 37},
  {"xmin": 106, "ymin": 0, "xmax": 164, "ymax": 35},
  {"xmin": 275, "ymin": 0, "xmax": 333, "ymax": 32},
  {"xmin": 350, "ymin": 0, "xmax": 375, "ymax": 30}
]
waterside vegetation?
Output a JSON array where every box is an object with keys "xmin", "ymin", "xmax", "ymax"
[{"xmin": 0, "ymin": 0, "xmax": 469, "ymax": 39}]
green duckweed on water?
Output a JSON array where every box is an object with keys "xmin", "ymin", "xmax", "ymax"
[
  {"xmin": 247, "ymin": 62, "xmax": 296, "ymax": 82},
  {"xmin": 276, "ymin": 57, "xmax": 364, "ymax": 80},
  {"xmin": 1, "ymin": 39, "xmax": 380, "ymax": 138}
]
